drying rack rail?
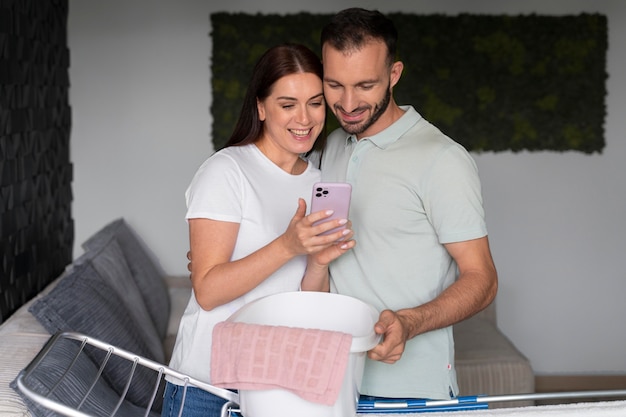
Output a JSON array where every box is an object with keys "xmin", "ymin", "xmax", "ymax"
[
  {"xmin": 16, "ymin": 331, "xmax": 626, "ymax": 416},
  {"xmin": 16, "ymin": 331, "xmax": 240, "ymax": 417}
]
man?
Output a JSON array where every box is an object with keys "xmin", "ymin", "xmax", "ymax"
[{"xmin": 317, "ymin": 8, "xmax": 498, "ymax": 400}]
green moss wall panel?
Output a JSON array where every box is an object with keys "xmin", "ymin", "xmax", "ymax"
[{"xmin": 210, "ymin": 13, "xmax": 607, "ymax": 153}]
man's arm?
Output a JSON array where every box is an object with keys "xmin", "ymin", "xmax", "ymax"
[{"xmin": 368, "ymin": 235, "xmax": 498, "ymax": 363}]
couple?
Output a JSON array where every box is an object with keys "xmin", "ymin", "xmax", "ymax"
[{"xmin": 164, "ymin": 8, "xmax": 498, "ymax": 417}]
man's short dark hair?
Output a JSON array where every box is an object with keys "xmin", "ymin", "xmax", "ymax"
[{"xmin": 320, "ymin": 8, "xmax": 398, "ymax": 66}]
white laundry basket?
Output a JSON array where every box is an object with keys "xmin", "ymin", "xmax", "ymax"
[{"xmin": 226, "ymin": 291, "xmax": 380, "ymax": 417}]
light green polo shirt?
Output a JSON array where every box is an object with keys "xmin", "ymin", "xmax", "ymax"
[{"xmin": 321, "ymin": 106, "xmax": 487, "ymax": 399}]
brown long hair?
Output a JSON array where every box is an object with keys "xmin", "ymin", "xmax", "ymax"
[{"xmin": 224, "ymin": 43, "xmax": 325, "ymax": 149}]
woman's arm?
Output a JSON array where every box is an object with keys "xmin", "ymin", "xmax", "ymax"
[
  {"xmin": 189, "ymin": 218, "xmax": 295, "ymax": 310},
  {"xmin": 300, "ymin": 227, "xmax": 355, "ymax": 292},
  {"xmin": 190, "ymin": 199, "xmax": 353, "ymax": 310}
]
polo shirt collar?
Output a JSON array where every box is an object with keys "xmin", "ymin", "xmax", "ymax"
[{"xmin": 344, "ymin": 106, "xmax": 422, "ymax": 149}]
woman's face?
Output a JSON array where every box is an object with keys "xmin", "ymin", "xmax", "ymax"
[{"xmin": 257, "ymin": 72, "xmax": 325, "ymax": 156}]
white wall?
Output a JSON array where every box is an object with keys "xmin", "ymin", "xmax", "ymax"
[{"xmin": 68, "ymin": 0, "xmax": 626, "ymax": 376}]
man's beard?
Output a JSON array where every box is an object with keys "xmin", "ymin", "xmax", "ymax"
[{"xmin": 335, "ymin": 87, "xmax": 391, "ymax": 136}]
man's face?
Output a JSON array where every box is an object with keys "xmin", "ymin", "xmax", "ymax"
[{"xmin": 322, "ymin": 40, "xmax": 400, "ymax": 139}]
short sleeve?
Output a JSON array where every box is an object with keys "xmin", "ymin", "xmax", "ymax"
[
  {"xmin": 185, "ymin": 151, "xmax": 244, "ymax": 223},
  {"xmin": 422, "ymin": 144, "xmax": 487, "ymax": 244}
]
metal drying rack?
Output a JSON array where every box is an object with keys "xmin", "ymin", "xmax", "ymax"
[
  {"xmin": 16, "ymin": 331, "xmax": 241, "ymax": 417},
  {"xmin": 16, "ymin": 331, "xmax": 626, "ymax": 416}
]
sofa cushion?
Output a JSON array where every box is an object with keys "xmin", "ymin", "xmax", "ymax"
[
  {"xmin": 82, "ymin": 218, "xmax": 170, "ymax": 338},
  {"xmin": 11, "ymin": 335, "xmax": 160, "ymax": 417},
  {"xmin": 77, "ymin": 238, "xmax": 164, "ymax": 363},
  {"xmin": 28, "ymin": 262, "xmax": 163, "ymax": 410},
  {"xmin": 454, "ymin": 316, "xmax": 534, "ymax": 408}
]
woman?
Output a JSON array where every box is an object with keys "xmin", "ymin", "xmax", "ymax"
[{"xmin": 162, "ymin": 44, "xmax": 355, "ymax": 417}]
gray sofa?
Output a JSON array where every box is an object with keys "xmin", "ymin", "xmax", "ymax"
[
  {"xmin": 0, "ymin": 218, "xmax": 191, "ymax": 416},
  {"xmin": 0, "ymin": 218, "xmax": 533, "ymax": 416}
]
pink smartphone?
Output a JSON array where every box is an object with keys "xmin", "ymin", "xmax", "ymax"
[{"xmin": 310, "ymin": 182, "xmax": 352, "ymax": 236}]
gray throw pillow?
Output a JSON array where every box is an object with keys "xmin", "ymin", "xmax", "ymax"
[
  {"xmin": 12, "ymin": 335, "xmax": 160, "ymax": 417},
  {"xmin": 78, "ymin": 238, "xmax": 164, "ymax": 363},
  {"xmin": 29, "ymin": 262, "xmax": 163, "ymax": 410},
  {"xmin": 83, "ymin": 218, "xmax": 171, "ymax": 338}
]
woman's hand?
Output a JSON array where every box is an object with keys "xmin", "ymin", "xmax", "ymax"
[{"xmin": 279, "ymin": 198, "xmax": 353, "ymax": 257}]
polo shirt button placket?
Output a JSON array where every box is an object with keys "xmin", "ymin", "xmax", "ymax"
[{"xmin": 347, "ymin": 138, "xmax": 367, "ymax": 183}]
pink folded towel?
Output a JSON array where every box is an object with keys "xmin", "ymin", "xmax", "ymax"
[{"xmin": 211, "ymin": 321, "xmax": 352, "ymax": 406}]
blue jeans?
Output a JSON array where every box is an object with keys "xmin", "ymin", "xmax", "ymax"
[{"xmin": 161, "ymin": 382, "xmax": 230, "ymax": 417}]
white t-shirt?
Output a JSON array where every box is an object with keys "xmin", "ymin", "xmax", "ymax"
[{"xmin": 167, "ymin": 143, "xmax": 321, "ymax": 384}]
